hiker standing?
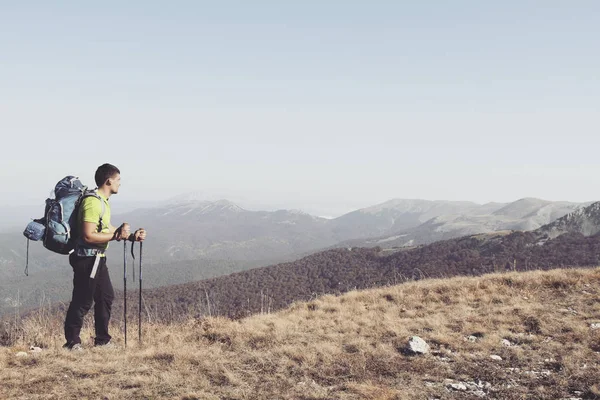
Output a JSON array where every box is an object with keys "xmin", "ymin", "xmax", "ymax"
[{"xmin": 63, "ymin": 163, "xmax": 146, "ymax": 350}]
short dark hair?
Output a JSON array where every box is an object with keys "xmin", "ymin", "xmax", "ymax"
[{"xmin": 95, "ymin": 163, "xmax": 120, "ymax": 187}]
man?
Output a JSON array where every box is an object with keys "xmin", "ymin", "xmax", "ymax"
[{"xmin": 63, "ymin": 163, "xmax": 146, "ymax": 350}]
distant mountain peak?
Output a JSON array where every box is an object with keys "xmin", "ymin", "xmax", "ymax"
[
  {"xmin": 286, "ymin": 209, "xmax": 310, "ymax": 216},
  {"xmin": 158, "ymin": 198, "xmax": 246, "ymax": 217},
  {"xmin": 537, "ymin": 201, "xmax": 600, "ymax": 238},
  {"xmin": 163, "ymin": 191, "xmax": 219, "ymax": 205},
  {"xmin": 493, "ymin": 198, "xmax": 562, "ymax": 219},
  {"xmin": 360, "ymin": 199, "xmax": 478, "ymax": 215},
  {"xmin": 515, "ymin": 197, "xmax": 548, "ymax": 202},
  {"xmin": 208, "ymin": 199, "xmax": 245, "ymax": 212}
]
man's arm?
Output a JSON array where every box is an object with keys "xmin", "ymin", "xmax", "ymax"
[
  {"xmin": 80, "ymin": 196, "xmax": 129, "ymax": 244},
  {"xmin": 82, "ymin": 222, "xmax": 130, "ymax": 244}
]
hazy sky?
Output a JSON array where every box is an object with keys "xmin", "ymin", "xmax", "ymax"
[{"xmin": 1, "ymin": 1, "xmax": 598, "ymax": 217}]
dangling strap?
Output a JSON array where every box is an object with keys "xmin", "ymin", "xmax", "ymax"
[
  {"xmin": 90, "ymin": 254, "xmax": 102, "ymax": 279},
  {"xmin": 131, "ymin": 240, "xmax": 136, "ymax": 281},
  {"xmin": 24, "ymin": 238, "xmax": 30, "ymax": 276}
]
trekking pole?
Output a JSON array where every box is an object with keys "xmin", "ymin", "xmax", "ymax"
[
  {"xmin": 138, "ymin": 241, "xmax": 143, "ymax": 344},
  {"xmin": 123, "ymin": 238, "xmax": 128, "ymax": 348}
]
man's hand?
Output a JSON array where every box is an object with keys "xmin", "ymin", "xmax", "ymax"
[
  {"xmin": 115, "ymin": 223, "xmax": 131, "ymax": 241},
  {"xmin": 132, "ymin": 228, "xmax": 147, "ymax": 242}
]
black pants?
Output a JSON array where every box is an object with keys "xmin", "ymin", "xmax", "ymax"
[{"xmin": 64, "ymin": 254, "xmax": 114, "ymax": 346}]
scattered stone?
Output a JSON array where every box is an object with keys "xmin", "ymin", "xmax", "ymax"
[
  {"xmin": 16, "ymin": 352, "xmax": 28, "ymax": 358},
  {"xmin": 443, "ymin": 378, "xmax": 489, "ymax": 395},
  {"xmin": 524, "ymin": 370, "xmax": 552, "ymax": 378},
  {"xmin": 447, "ymin": 382, "xmax": 467, "ymax": 391},
  {"xmin": 490, "ymin": 355, "xmax": 502, "ymax": 361},
  {"xmin": 467, "ymin": 335, "xmax": 478, "ymax": 342},
  {"xmin": 29, "ymin": 346, "xmax": 42, "ymax": 353},
  {"xmin": 501, "ymin": 339, "xmax": 512, "ymax": 347},
  {"xmin": 407, "ymin": 336, "xmax": 430, "ymax": 355},
  {"xmin": 559, "ymin": 307, "xmax": 578, "ymax": 315},
  {"xmin": 590, "ymin": 323, "xmax": 600, "ymax": 330},
  {"xmin": 475, "ymin": 380, "xmax": 492, "ymax": 390}
]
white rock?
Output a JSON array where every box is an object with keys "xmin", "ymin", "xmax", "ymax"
[
  {"xmin": 407, "ymin": 336, "xmax": 430, "ymax": 355},
  {"xmin": 16, "ymin": 352, "xmax": 28, "ymax": 358},
  {"xmin": 475, "ymin": 380, "xmax": 492, "ymax": 389},
  {"xmin": 29, "ymin": 346, "xmax": 42, "ymax": 353},
  {"xmin": 467, "ymin": 335, "xmax": 478, "ymax": 342},
  {"xmin": 490, "ymin": 355, "xmax": 503, "ymax": 361},
  {"xmin": 447, "ymin": 383, "xmax": 467, "ymax": 391},
  {"xmin": 590, "ymin": 323, "xmax": 600, "ymax": 330},
  {"xmin": 502, "ymin": 339, "xmax": 512, "ymax": 347}
]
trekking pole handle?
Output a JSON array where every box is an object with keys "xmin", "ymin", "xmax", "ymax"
[{"xmin": 121, "ymin": 223, "xmax": 130, "ymax": 240}]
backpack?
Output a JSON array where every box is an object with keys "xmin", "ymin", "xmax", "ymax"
[{"xmin": 22, "ymin": 176, "xmax": 105, "ymax": 275}]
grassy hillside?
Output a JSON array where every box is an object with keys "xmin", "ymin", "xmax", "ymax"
[
  {"xmin": 119, "ymin": 231, "xmax": 600, "ymax": 320},
  {"xmin": 2, "ymin": 267, "xmax": 599, "ymax": 399}
]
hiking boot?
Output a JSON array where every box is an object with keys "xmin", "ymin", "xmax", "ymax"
[
  {"xmin": 63, "ymin": 343, "xmax": 84, "ymax": 352},
  {"xmin": 94, "ymin": 341, "xmax": 117, "ymax": 350}
]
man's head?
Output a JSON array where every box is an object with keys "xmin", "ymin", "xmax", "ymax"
[{"xmin": 95, "ymin": 163, "xmax": 121, "ymax": 194}]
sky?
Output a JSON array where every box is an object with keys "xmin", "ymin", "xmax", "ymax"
[{"xmin": 1, "ymin": 1, "xmax": 599, "ymax": 219}]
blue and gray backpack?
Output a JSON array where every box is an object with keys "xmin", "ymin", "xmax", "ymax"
[{"xmin": 23, "ymin": 176, "xmax": 104, "ymax": 275}]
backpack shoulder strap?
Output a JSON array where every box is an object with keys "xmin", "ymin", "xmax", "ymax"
[{"xmin": 81, "ymin": 191, "xmax": 106, "ymax": 232}]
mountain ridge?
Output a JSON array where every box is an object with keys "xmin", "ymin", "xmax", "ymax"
[{"xmin": 1, "ymin": 197, "xmax": 596, "ymax": 316}]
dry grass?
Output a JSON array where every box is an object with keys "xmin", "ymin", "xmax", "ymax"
[{"xmin": 1, "ymin": 267, "xmax": 600, "ymax": 399}]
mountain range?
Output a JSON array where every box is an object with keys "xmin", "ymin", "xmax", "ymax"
[
  {"xmin": 119, "ymin": 200, "xmax": 600, "ymax": 320},
  {"xmin": 334, "ymin": 197, "xmax": 592, "ymax": 249},
  {"xmin": 0, "ymin": 196, "xmax": 594, "ymax": 316}
]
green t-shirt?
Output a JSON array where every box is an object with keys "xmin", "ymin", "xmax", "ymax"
[{"xmin": 78, "ymin": 192, "xmax": 111, "ymax": 253}]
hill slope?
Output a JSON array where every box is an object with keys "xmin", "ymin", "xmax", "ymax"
[
  {"xmin": 130, "ymin": 229, "xmax": 600, "ymax": 320},
  {"xmin": 2, "ymin": 268, "xmax": 599, "ymax": 399}
]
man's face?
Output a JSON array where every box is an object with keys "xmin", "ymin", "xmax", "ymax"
[{"xmin": 107, "ymin": 173, "xmax": 122, "ymax": 194}]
